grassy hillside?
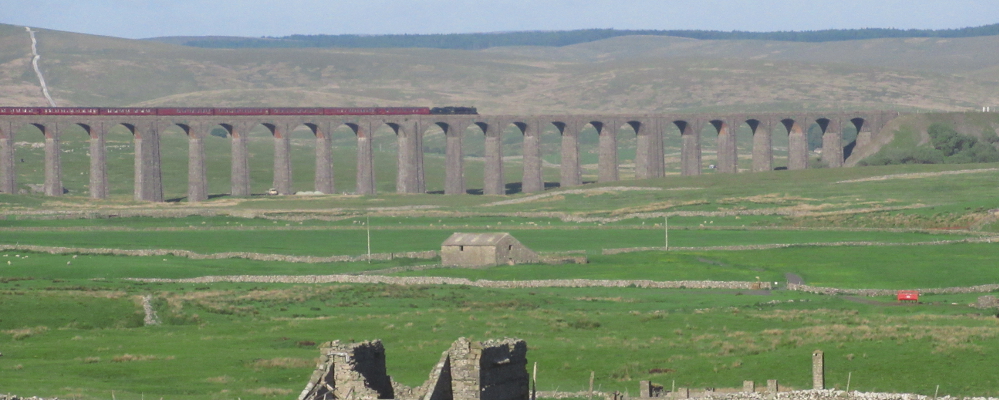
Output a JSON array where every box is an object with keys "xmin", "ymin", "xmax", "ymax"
[
  {"xmin": 847, "ymin": 112, "xmax": 999, "ymax": 166},
  {"xmin": 1, "ymin": 24, "xmax": 998, "ymax": 114},
  {"xmin": 149, "ymin": 24, "xmax": 999, "ymax": 49}
]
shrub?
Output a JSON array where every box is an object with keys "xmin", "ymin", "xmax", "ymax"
[{"xmin": 862, "ymin": 122, "xmax": 999, "ymax": 165}]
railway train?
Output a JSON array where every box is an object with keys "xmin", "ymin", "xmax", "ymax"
[{"xmin": 0, "ymin": 106, "xmax": 478, "ymax": 116}]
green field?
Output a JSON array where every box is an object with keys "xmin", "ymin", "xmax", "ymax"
[{"xmin": 3, "ymin": 162, "xmax": 999, "ymax": 399}]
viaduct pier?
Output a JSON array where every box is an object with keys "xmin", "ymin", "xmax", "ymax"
[{"xmin": 0, "ymin": 111, "xmax": 899, "ymax": 202}]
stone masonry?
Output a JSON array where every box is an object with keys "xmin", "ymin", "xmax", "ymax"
[
  {"xmin": 300, "ymin": 338, "xmax": 529, "ymax": 400},
  {"xmin": 0, "ymin": 111, "xmax": 898, "ymax": 201},
  {"xmin": 812, "ymin": 350, "xmax": 824, "ymax": 390},
  {"xmin": 299, "ymin": 340, "xmax": 395, "ymax": 400}
]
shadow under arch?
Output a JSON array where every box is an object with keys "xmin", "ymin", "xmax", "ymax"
[
  {"xmin": 780, "ymin": 118, "xmax": 809, "ymax": 170},
  {"xmin": 843, "ymin": 117, "xmax": 866, "ymax": 161},
  {"xmin": 669, "ymin": 119, "xmax": 700, "ymax": 176}
]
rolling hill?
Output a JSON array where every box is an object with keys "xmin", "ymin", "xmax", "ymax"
[{"xmin": 1, "ymin": 23, "xmax": 998, "ymax": 113}]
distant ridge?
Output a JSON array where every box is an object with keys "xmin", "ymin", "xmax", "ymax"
[{"xmin": 148, "ymin": 24, "xmax": 999, "ymax": 50}]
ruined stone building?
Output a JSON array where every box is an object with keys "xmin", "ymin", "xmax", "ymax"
[
  {"xmin": 440, "ymin": 233, "xmax": 538, "ymax": 268},
  {"xmin": 299, "ymin": 338, "xmax": 529, "ymax": 400}
]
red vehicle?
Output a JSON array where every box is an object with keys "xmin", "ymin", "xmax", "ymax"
[
  {"xmin": 102, "ymin": 108, "xmax": 156, "ymax": 116},
  {"xmin": 897, "ymin": 290, "xmax": 919, "ymax": 302},
  {"xmin": 0, "ymin": 107, "xmax": 41, "ymax": 115},
  {"xmin": 269, "ymin": 108, "xmax": 324, "ymax": 115},
  {"xmin": 380, "ymin": 107, "xmax": 431, "ymax": 115},
  {"xmin": 156, "ymin": 108, "xmax": 214, "ymax": 116},
  {"xmin": 40, "ymin": 107, "xmax": 100, "ymax": 115},
  {"xmin": 213, "ymin": 108, "xmax": 271, "ymax": 116},
  {"xmin": 3, "ymin": 106, "xmax": 470, "ymax": 117}
]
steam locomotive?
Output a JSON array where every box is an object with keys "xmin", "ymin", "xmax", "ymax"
[{"xmin": 0, "ymin": 106, "xmax": 478, "ymax": 116}]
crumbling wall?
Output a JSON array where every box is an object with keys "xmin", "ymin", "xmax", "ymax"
[
  {"xmin": 300, "ymin": 337, "xmax": 528, "ymax": 400},
  {"xmin": 299, "ymin": 340, "xmax": 394, "ymax": 400},
  {"xmin": 478, "ymin": 339, "xmax": 529, "ymax": 400}
]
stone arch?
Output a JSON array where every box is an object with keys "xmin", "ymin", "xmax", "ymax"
[
  {"xmin": 100, "ymin": 121, "xmax": 163, "ymax": 202},
  {"xmin": 3, "ymin": 122, "xmax": 56, "ymax": 196},
  {"xmin": 343, "ymin": 122, "xmax": 375, "ymax": 195},
  {"xmin": 206, "ymin": 123, "xmax": 253, "ymax": 198},
  {"xmin": 474, "ymin": 121, "xmax": 506, "ymax": 195},
  {"xmin": 548, "ymin": 120, "xmax": 583, "ymax": 188},
  {"xmin": 781, "ymin": 118, "xmax": 809, "ymax": 170},
  {"xmin": 843, "ymin": 117, "xmax": 867, "ymax": 161},
  {"xmin": 497, "ymin": 121, "xmax": 530, "ymax": 194},
  {"xmin": 672, "ymin": 119, "xmax": 701, "ymax": 176},
  {"xmin": 381, "ymin": 120, "xmax": 423, "ymax": 194},
  {"xmin": 710, "ymin": 119, "xmax": 738, "ymax": 174},
  {"xmin": 418, "ymin": 121, "xmax": 451, "ymax": 194},
  {"xmin": 230, "ymin": 122, "xmax": 288, "ymax": 196},
  {"xmin": 151, "ymin": 122, "xmax": 199, "ymax": 202},
  {"xmin": 746, "ymin": 119, "xmax": 773, "ymax": 172},
  {"xmin": 814, "ymin": 117, "xmax": 843, "ymax": 168},
  {"xmin": 279, "ymin": 121, "xmax": 326, "ymax": 195},
  {"xmin": 596, "ymin": 119, "xmax": 618, "ymax": 183},
  {"xmin": 436, "ymin": 120, "xmax": 468, "ymax": 195},
  {"xmin": 575, "ymin": 121, "xmax": 601, "ymax": 185},
  {"xmin": 0, "ymin": 122, "xmax": 12, "ymax": 194},
  {"xmin": 597, "ymin": 118, "xmax": 656, "ymax": 182},
  {"xmin": 54, "ymin": 121, "xmax": 105, "ymax": 199}
]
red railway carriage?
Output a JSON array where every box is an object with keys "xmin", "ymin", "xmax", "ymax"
[
  {"xmin": 213, "ymin": 108, "xmax": 271, "ymax": 116},
  {"xmin": 6, "ymin": 106, "xmax": 466, "ymax": 117},
  {"xmin": 156, "ymin": 108, "xmax": 214, "ymax": 116},
  {"xmin": 101, "ymin": 108, "xmax": 156, "ymax": 116},
  {"xmin": 0, "ymin": 107, "xmax": 41, "ymax": 115},
  {"xmin": 270, "ymin": 108, "xmax": 324, "ymax": 115},
  {"xmin": 326, "ymin": 107, "xmax": 378, "ymax": 115},
  {"xmin": 40, "ymin": 107, "xmax": 100, "ymax": 115},
  {"xmin": 380, "ymin": 107, "xmax": 431, "ymax": 115}
]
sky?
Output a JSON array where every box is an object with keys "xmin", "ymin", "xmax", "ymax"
[{"xmin": 0, "ymin": 0, "xmax": 997, "ymax": 39}]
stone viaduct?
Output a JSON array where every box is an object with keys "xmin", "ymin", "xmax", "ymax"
[{"xmin": 0, "ymin": 111, "xmax": 899, "ymax": 201}]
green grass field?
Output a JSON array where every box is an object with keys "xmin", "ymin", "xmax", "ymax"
[
  {"xmin": 3, "ymin": 279, "xmax": 999, "ymax": 400},
  {"xmin": 3, "ymin": 162, "xmax": 999, "ymax": 399}
]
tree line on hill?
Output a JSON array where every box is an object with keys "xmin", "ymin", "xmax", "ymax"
[
  {"xmin": 860, "ymin": 123, "xmax": 999, "ymax": 166},
  {"xmin": 176, "ymin": 24, "xmax": 999, "ymax": 50}
]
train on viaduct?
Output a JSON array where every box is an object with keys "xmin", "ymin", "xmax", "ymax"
[{"xmin": 0, "ymin": 107, "xmax": 900, "ymax": 202}]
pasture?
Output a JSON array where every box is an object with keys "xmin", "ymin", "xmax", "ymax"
[{"xmin": 1, "ymin": 162, "xmax": 999, "ymax": 400}]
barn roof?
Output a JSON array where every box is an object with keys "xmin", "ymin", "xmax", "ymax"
[{"xmin": 442, "ymin": 232, "xmax": 514, "ymax": 246}]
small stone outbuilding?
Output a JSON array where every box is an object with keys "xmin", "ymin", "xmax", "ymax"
[{"xmin": 441, "ymin": 233, "xmax": 538, "ymax": 268}]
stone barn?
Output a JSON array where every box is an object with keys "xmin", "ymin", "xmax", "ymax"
[{"xmin": 441, "ymin": 233, "xmax": 538, "ymax": 267}]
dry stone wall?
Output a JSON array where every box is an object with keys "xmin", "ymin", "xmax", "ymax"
[
  {"xmin": 0, "ymin": 396, "xmax": 57, "ymax": 400},
  {"xmin": 787, "ymin": 283, "xmax": 999, "ymax": 297},
  {"xmin": 658, "ymin": 390, "xmax": 997, "ymax": 400},
  {"xmin": 0, "ymin": 244, "xmax": 437, "ymax": 264},
  {"xmin": 129, "ymin": 275, "xmax": 772, "ymax": 290},
  {"xmin": 540, "ymin": 390, "xmax": 999, "ymax": 400},
  {"xmin": 602, "ymin": 236, "xmax": 996, "ymax": 255}
]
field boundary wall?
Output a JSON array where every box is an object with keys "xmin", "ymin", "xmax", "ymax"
[{"xmin": 127, "ymin": 275, "xmax": 772, "ymax": 290}]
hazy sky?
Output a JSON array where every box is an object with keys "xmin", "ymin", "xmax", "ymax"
[{"xmin": 1, "ymin": 0, "xmax": 997, "ymax": 39}]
